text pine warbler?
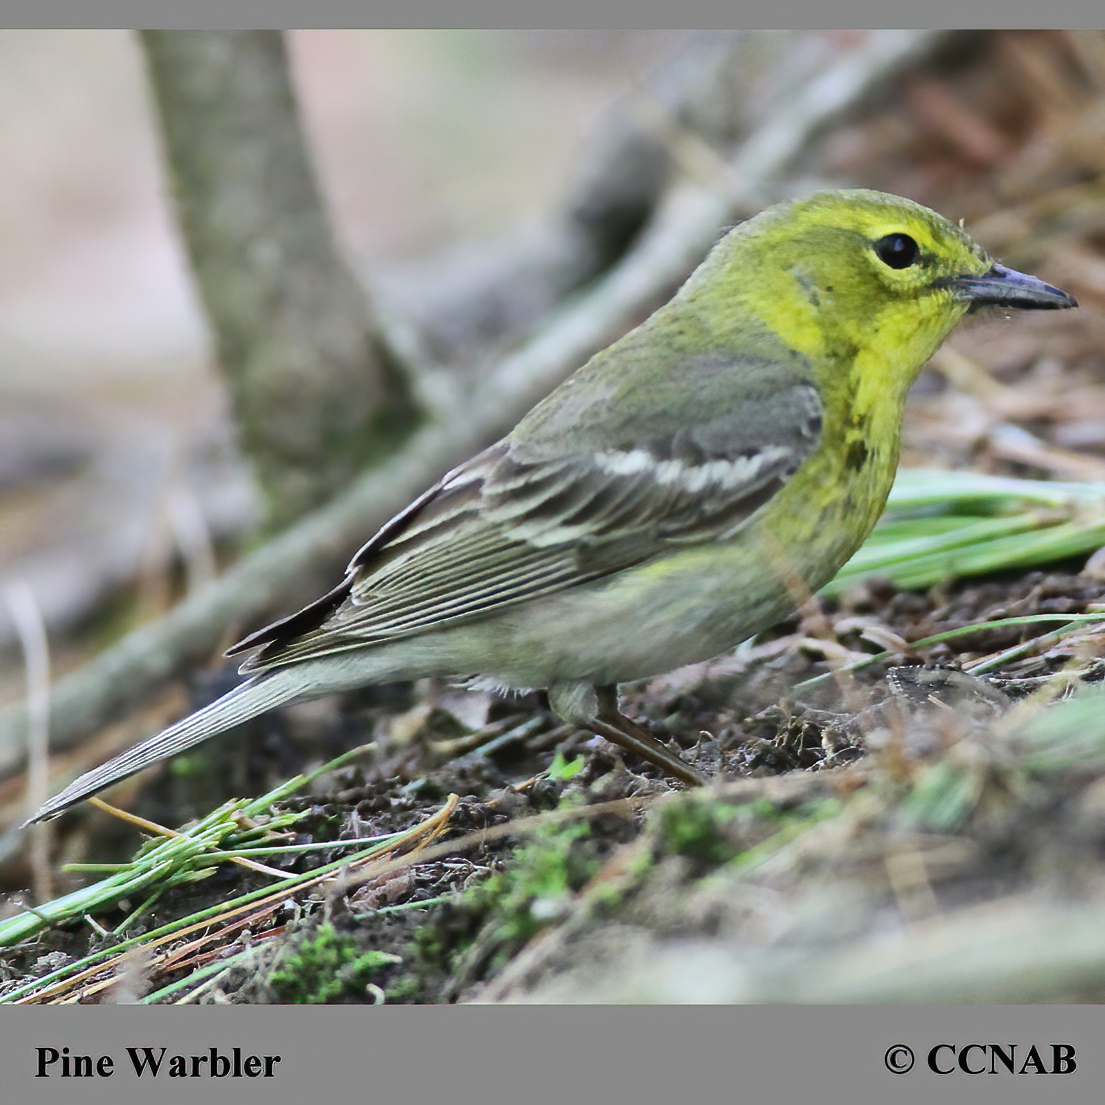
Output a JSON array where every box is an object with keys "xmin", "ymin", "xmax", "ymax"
[{"xmin": 30, "ymin": 189, "xmax": 1076, "ymax": 822}]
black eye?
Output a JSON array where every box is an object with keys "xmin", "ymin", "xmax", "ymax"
[{"xmin": 874, "ymin": 234, "xmax": 920, "ymax": 269}]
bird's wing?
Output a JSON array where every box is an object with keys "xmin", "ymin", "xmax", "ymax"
[{"xmin": 233, "ymin": 367, "xmax": 822, "ymax": 672}]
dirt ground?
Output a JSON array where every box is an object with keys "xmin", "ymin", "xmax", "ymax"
[{"xmin": 4, "ymin": 555, "xmax": 1105, "ymax": 1003}]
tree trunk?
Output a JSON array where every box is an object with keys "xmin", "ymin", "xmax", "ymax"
[{"xmin": 141, "ymin": 30, "xmax": 423, "ymax": 531}]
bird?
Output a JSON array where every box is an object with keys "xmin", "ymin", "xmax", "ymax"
[{"xmin": 28, "ymin": 188, "xmax": 1076, "ymax": 824}]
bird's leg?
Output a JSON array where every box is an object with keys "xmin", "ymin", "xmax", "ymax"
[{"xmin": 547, "ymin": 682, "xmax": 707, "ymax": 786}]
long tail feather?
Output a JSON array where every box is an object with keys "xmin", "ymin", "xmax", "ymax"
[{"xmin": 27, "ymin": 669, "xmax": 314, "ymax": 824}]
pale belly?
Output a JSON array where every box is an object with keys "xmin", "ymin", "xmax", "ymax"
[{"xmin": 461, "ymin": 481, "xmax": 887, "ymax": 687}]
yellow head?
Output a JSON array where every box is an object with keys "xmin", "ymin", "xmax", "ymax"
[{"xmin": 684, "ymin": 188, "xmax": 1073, "ymax": 402}]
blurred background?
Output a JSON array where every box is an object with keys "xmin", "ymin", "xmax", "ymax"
[{"xmin": 0, "ymin": 29, "xmax": 684, "ymax": 693}]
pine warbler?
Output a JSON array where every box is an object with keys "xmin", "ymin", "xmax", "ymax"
[{"xmin": 30, "ymin": 189, "xmax": 1075, "ymax": 822}]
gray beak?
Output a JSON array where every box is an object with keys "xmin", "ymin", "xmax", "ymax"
[{"xmin": 942, "ymin": 263, "xmax": 1077, "ymax": 310}]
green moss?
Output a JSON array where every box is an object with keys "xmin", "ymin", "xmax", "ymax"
[
  {"xmin": 470, "ymin": 820, "xmax": 598, "ymax": 956},
  {"xmin": 268, "ymin": 923, "xmax": 400, "ymax": 1004},
  {"xmin": 383, "ymin": 974, "xmax": 421, "ymax": 1003},
  {"xmin": 409, "ymin": 815, "xmax": 602, "ymax": 991},
  {"xmin": 652, "ymin": 791, "xmax": 842, "ymax": 873},
  {"xmin": 654, "ymin": 792, "xmax": 755, "ymax": 866}
]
